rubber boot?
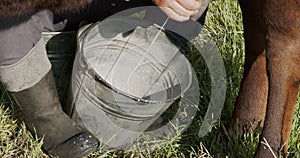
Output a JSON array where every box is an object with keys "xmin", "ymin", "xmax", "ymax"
[{"xmin": 11, "ymin": 70, "xmax": 99, "ymax": 158}]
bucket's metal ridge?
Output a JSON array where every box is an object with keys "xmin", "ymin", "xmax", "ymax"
[{"xmin": 69, "ymin": 16, "xmax": 193, "ymax": 150}]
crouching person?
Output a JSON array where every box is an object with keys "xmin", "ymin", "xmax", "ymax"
[
  {"xmin": 0, "ymin": 9, "xmax": 100, "ymax": 158},
  {"xmin": 0, "ymin": 0, "xmax": 209, "ymax": 157}
]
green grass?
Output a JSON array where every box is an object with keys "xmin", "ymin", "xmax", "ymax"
[
  {"xmin": 0, "ymin": 104, "xmax": 47, "ymax": 158},
  {"xmin": 1, "ymin": 0, "xmax": 300, "ymax": 157}
]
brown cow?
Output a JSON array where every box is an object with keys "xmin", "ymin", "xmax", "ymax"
[{"xmin": 231, "ymin": 0, "xmax": 300, "ymax": 157}]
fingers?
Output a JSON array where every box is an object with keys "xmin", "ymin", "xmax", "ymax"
[
  {"xmin": 176, "ymin": 0, "xmax": 202, "ymax": 10},
  {"xmin": 159, "ymin": 7, "xmax": 190, "ymax": 22},
  {"xmin": 154, "ymin": 0, "xmax": 202, "ymax": 22}
]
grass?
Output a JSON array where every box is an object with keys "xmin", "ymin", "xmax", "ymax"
[
  {"xmin": 0, "ymin": 102, "xmax": 47, "ymax": 157},
  {"xmin": 0, "ymin": 0, "xmax": 300, "ymax": 157}
]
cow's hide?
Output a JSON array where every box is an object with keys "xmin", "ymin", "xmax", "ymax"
[{"xmin": 0, "ymin": 0, "xmax": 93, "ymax": 18}]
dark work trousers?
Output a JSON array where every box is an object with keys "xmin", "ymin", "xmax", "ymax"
[{"xmin": 0, "ymin": 0, "xmax": 207, "ymax": 66}]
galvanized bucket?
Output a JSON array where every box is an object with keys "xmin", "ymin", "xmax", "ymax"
[{"xmin": 68, "ymin": 17, "xmax": 193, "ymax": 149}]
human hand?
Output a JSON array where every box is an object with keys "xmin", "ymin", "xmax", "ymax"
[{"xmin": 153, "ymin": 0, "xmax": 209, "ymax": 22}]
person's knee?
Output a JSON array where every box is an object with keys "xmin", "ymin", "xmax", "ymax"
[
  {"xmin": 0, "ymin": 10, "xmax": 63, "ymax": 66},
  {"xmin": 0, "ymin": 30, "xmax": 38, "ymax": 66}
]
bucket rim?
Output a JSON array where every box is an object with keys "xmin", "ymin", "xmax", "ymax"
[{"xmin": 79, "ymin": 16, "xmax": 193, "ymax": 104}]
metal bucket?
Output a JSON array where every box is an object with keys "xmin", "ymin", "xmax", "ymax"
[{"xmin": 68, "ymin": 17, "xmax": 193, "ymax": 149}]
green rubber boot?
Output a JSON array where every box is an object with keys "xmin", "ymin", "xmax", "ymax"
[{"xmin": 11, "ymin": 70, "xmax": 99, "ymax": 158}]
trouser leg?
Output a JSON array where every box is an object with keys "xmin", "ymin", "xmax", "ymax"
[
  {"xmin": 0, "ymin": 10, "xmax": 99, "ymax": 158},
  {"xmin": 0, "ymin": 10, "xmax": 66, "ymax": 66},
  {"xmin": 59, "ymin": 0, "xmax": 207, "ymax": 58},
  {"xmin": 61, "ymin": 0, "xmax": 207, "ymax": 37}
]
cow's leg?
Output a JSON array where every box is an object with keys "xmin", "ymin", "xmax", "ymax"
[
  {"xmin": 255, "ymin": 33, "xmax": 300, "ymax": 158},
  {"xmin": 231, "ymin": 0, "xmax": 268, "ymax": 132},
  {"xmin": 255, "ymin": 1, "xmax": 300, "ymax": 157}
]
